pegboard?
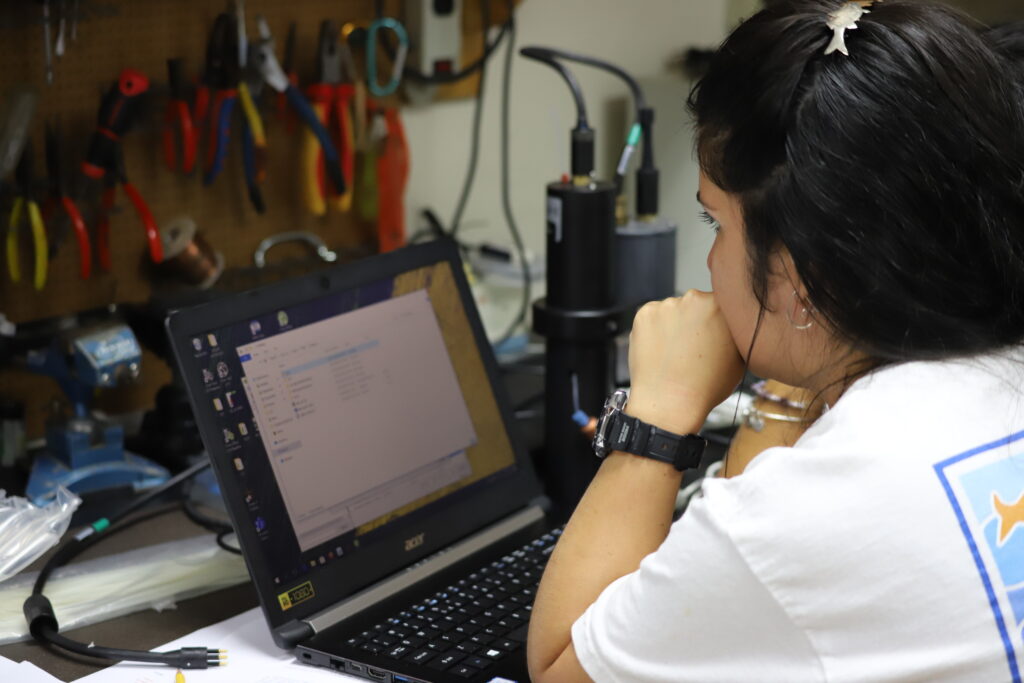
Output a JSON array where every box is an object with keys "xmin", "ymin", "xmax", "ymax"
[
  {"xmin": 0, "ymin": 0, "xmax": 511, "ymax": 325},
  {"xmin": 0, "ymin": 0, "xmax": 513, "ymax": 440}
]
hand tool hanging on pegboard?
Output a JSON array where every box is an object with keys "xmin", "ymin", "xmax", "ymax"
[
  {"xmin": 302, "ymin": 20, "xmax": 357, "ymax": 216},
  {"xmin": 6, "ymin": 139, "xmax": 48, "ymax": 290},
  {"xmin": 162, "ymin": 58, "xmax": 197, "ymax": 175},
  {"xmin": 252, "ymin": 15, "xmax": 347, "ymax": 199},
  {"xmin": 33, "ymin": 0, "xmax": 80, "ymax": 85},
  {"xmin": 80, "ymin": 69, "xmax": 163, "ymax": 269},
  {"xmin": 44, "ymin": 120, "xmax": 90, "ymax": 280},
  {"xmin": 196, "ymin": 7, "xmax": 267, "ymax": 213}
]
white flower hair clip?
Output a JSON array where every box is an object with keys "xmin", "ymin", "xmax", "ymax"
[{"xmin": 825, "ymin": 1, "xmax": 877, "ymax": 56}]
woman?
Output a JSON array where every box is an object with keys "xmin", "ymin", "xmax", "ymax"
[{"xmin": 527, "ymin": 1, "xmax": 1024, "ymax": 681}]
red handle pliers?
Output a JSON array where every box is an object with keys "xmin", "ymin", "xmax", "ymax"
[
  {"xmin": 81, "ymin": 69, "xmax": 162, "ymax": 269},
  {"xmin": 44, "ymin": 120, "xmax": 90, "ymax": 279},
  {"xmin": 163, "ymin": 58, "xmax": 197, "ymax": 174}
]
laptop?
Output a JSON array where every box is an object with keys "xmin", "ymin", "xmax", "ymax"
[{"xmin": 167, "ymin": 240, "xmax": 556, "ymax": 683}]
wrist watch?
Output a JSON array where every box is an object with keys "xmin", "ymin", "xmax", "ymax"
[{"xmin": 592, "ymin": 389, "xmax": 706, "ymax": 471}]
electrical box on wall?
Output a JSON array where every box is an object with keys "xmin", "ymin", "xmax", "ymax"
[{"xmin": 405, "ymin": 0, "xmax": 463, "ymax": 78}]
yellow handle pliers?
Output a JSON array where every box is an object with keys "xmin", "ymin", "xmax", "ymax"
[{"xmin": 5, "ymin": 140, "xmax": 47, "ymax": 290}]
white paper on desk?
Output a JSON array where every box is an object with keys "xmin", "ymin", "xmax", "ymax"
[
  {"xmin": 74, "ymin": 607, "xmax": 360, "ymax": 682},
  {"xmin": 0, "ymin": 654, "xmax": 63, "ymax": 682}
]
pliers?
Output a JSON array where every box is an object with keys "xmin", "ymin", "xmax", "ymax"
[
  {"xmin": 303, "ymin": 20, "xmax": 357, "ymax": 216},
  {"xmin": 253, "ymin": 15, "xmax": 346, "ymax": 198},
  {"xmin": 81, "ymin": 68, "xmax": 162, "ymax": 268},
  {"xmin": 200, "ymin": 10, "xmax": 266, "ymax": 212},
  {"xmin": 235, "ymin": 0, "xmax": 268, "ymax": 211},
  {"xmin": 162, "ymin": 57, "xmax": 197, "ymax": 174},
  {"xmin": 93, "ymin": 146, "xmax": 161, "ymax": 271},
  {"xmin": 5, "ymin": 140, "xmax": 48, "ymax": 289},
  {"xmin": 44, "ymin": 121, "xmax": 89, "ymax": 279},
  {"xmin": 200, "ymin": 13, "xmax": 239, "ymax": 187},
  {"xmin": 275, "ymin": 22, "xmax": 298, "ymax": 130}
]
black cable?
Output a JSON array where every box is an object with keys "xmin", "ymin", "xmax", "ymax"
[
  {"xmin": 495, "ymin": 0, "xmax": 531, "ymax": 348},
  {"xmin": 105, "ymin": 459, "xmax": 211, "ymax": 527},
  {"xmin": 216, "ymin": 530, "xmax": 242, "ymax": 555},
  {"xmin": 25, "ymin": 460, "xmax": 226, "ymax": 669},
  {"xmin": 519, "ymin": 48, "xmax": 588, "ymax": 130},
  {"xmin": 403, "ymin": 22, "xmax": 511, "ymax": 85},
  {"xmin": 181, "ymin": 486, "xmax": 241, "ymax": 555},
  {"xmin": 520, "ymin": 47, "xmax": 658, "ymax": 211},
  {"xmin": 449, "ymin": 0, "xmax": 491, "ymax": 238},
  {"xmin": 181, "ymin": 493, "xmax": 231, "ymax": 532},
  {"xmin": 375, "ymin": 2, "xmax": 511, "ymax": 85},
  {"xmin": 518, "ymin": 47, "xmax": 647, "ymax": 113}
]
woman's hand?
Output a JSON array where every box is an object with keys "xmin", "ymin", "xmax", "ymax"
[{"xmin": 625, "ymin": 290, "xmax": 745, "ymax": 435}]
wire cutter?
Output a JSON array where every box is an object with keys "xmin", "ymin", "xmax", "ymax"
[
  {"xmin": 81, "ymin": 69, "xmax": 162, "ymax": 268},
  {"xmin": 235, "ymin": 0, "xmax": 268, "ymax": 211},
  {"xmin": 200, "ymin": 11, "xmax": 266, "ymax": 212},
  {"xmin": 6, "ymin": 140, "xmax": 48, "ymax": 289},
  {"xmin": 200, "ymin": 13, "xmax": 239, "ymax": 187},
  {"xmin": 163, "ymin": 58, "xmax": 197, "ymax": 174},
  {"xmin": 253, "ymin": 15, "xmax": 346, "ymax": 197},
  {"xmin": 44, "ymin": 121, "xmax": 89, "ymax": 279},
  {"xmin": 93, "ymin": 146, "xmax": 161, "ymax": 271},
  {"xmin": 275, "ymin": 22, "xmax": 298, "ymax": 130},
  {"xmin": 303, "ymin": 20, "xmax": 357, "ymax": 216}
]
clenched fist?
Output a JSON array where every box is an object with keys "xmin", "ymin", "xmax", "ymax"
[{"xmin": 625, "ymin": 290, "xmax": 745, "ymax": 435}]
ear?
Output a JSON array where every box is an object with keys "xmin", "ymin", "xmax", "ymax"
[{"xmin": 773, "ymin": 247, "xmax": 810, "ymax": 304}]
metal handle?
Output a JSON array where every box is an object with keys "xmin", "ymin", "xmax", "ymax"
[{"xmin": 253, "ymin": 231, "xmax": 337, "ymax": 268}]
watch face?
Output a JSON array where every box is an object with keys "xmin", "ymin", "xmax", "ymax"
[{"xmin": 593, "ymin": 390, "xmax": 628, "ymax": 458}]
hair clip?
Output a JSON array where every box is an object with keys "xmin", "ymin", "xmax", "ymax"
[{"xmin": 825, "ymin": 1, "xmax": 875, "ymax": 56}]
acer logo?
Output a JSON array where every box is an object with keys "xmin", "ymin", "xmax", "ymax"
[{"xmin": 405, "ymin": 533, "xmax": 425, "ymax": 551}]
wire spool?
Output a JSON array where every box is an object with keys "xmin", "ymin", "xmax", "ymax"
[{"xmin": 158, "ymin": 217, "xmax": 224, "ymax": 289}]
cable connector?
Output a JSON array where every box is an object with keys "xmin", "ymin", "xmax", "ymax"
[
  {"xmin": 173, "ymin": 647, "xmax": 228, "ymax": 669},
  {"xmin": 23, "ymin": 594, "xmax": 58, "ymax": 640}
]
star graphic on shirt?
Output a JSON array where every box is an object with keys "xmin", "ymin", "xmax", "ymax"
[{"xmin": 993, "ymin": 490, "xmax": 1024, "ymax": 545}]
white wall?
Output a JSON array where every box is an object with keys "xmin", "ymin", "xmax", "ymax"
[{"xmin": 401, "ymin": 0, "xmax": 731, "ymax": 299}]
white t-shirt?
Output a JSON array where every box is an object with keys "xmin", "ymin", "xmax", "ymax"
[{"xmin": 572, "ymin": 352, "xmax": 1024, "ymax": 682}]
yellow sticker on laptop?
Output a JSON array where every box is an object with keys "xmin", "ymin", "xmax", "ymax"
[{"xmin": 278, "ymin": 581, "xmax": 315, "ymax": 611}]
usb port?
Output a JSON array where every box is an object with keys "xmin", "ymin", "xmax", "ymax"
[
  {"xmin": 394, "ymin": 677, "xmax": 411, "ymax": 683},
  {"xmin": 367, "ymin": 668, "xmax": 388, "ymax": 681}
]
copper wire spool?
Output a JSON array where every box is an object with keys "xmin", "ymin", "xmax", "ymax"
[{"xmin": 159, "ymin": 217, "xmax": 224, "ymax": 289}]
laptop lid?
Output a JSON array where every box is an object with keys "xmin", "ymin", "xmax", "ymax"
[{"xmin": 167, "ymin": 240, "xmax": 543, "ymax": 641}]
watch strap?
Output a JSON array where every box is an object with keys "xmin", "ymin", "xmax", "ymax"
[{"xmin": 608, "ymin": 412, "xmax": 706, "ymax": 471}]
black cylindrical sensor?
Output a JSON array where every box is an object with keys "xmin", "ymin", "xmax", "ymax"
[{"xmin": 545, "ymin": 179, "xmax": 616, "ymax": 311}]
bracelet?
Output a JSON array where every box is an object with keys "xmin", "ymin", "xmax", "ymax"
[
  {"xmin": 743, "ymin": 406, "xmax": 817, "ymax": 432},
  {"xmin": 750, "ymin": 380, "xmax": 809, "ymax": 410}
]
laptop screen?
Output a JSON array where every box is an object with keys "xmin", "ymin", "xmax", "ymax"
[{"xmin": 183, "ymin": 259, "xmax": 519, "ymax": 589}]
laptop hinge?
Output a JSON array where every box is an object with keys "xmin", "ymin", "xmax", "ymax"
[
  {"xmin": 303, "ymin": 504, "xmax": 545, "ymax": 635},
  {"xmin": 277, "ymin": 619, "xmax": 315, "ymax": 649}
]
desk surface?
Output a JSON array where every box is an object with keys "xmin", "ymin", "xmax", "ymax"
[{"xmin": 0, "ymin": 510, "xmax": 259, "ymax": 682}]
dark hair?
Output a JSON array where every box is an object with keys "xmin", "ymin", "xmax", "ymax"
[
  {"xmin": 689, "ymin": 1, "xmax": 1024, "ymax": 367},
  {"xmin": 987, "ymin": 22, "xmax": 1024, "ymax": 65}
]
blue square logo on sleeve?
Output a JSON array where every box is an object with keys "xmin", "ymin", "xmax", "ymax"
[{"xmin": 936, "ymin": 431, "xmax": 1024, "ymax": 683}]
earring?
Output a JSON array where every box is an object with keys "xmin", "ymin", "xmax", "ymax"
[{"xmin": 787, "ymin": 290, "xmax": 815, "ymax": 331}]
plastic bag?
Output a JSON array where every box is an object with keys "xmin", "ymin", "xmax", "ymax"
[
  {"xmin": 0, "ymin": 533, "xmax": 249, "ymax": 643},
  {"xmin": 0, "ymin": 486, "xmax": 81, "ymax": 583}
]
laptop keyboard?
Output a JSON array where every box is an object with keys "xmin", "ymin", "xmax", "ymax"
[{"xmin": 346, "ymin": 527, "xmax": 563, "ymax": 679}]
